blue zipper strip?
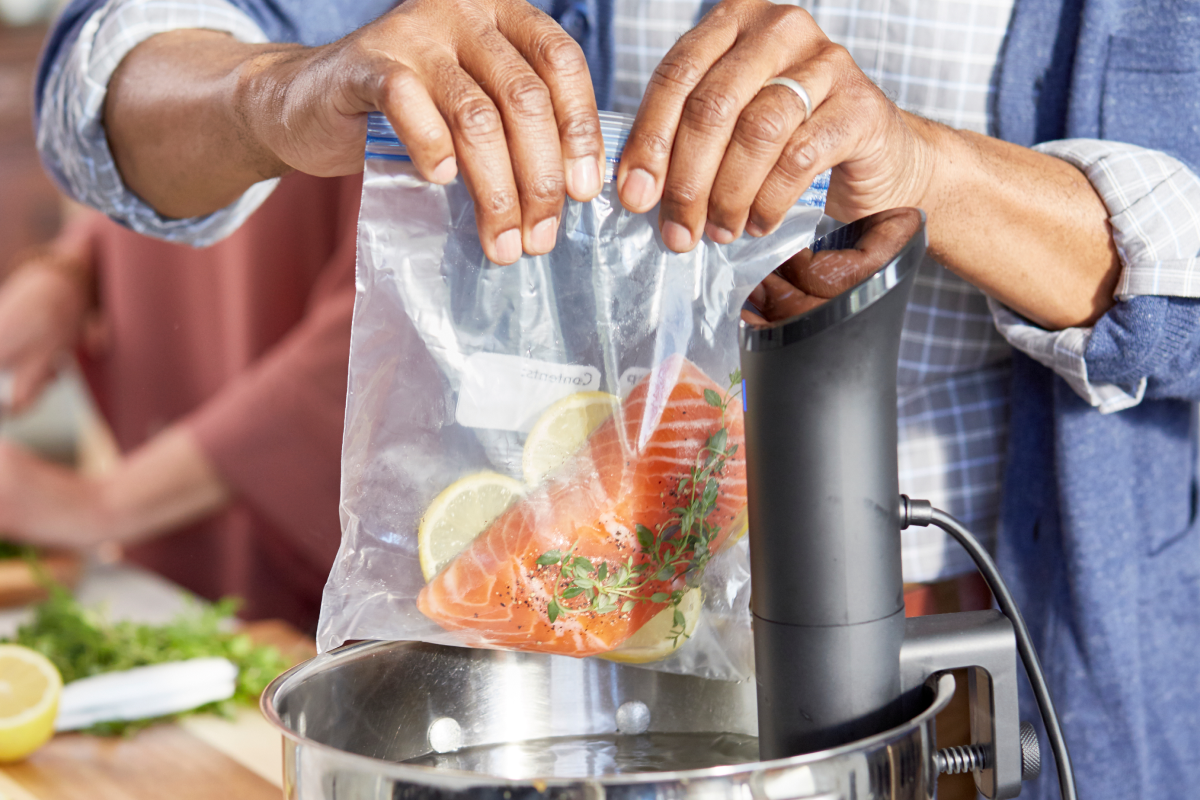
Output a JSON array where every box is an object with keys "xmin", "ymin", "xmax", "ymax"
[{"xmin": 363, "ymin": 110, "xmax": 829, "ymax": 206}]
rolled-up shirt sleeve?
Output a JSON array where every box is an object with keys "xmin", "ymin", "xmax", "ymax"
[
  {"xmin": 37, "ymin": 0, "xmax": 274, "ymax": 247},
  {"xmin": 988, "ymin": 140, "xmax": 1200, "ymax": 413}
]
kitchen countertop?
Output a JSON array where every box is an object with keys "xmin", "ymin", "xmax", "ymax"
[{"xmin": 0, "ymin": 560, "xmax": 313, "ymax": 800}]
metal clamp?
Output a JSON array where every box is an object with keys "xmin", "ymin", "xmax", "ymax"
[
  {"xmin": 899, "ymin": 610, "xmax": 1025, "ymax": 799},
  {"xmin": 936, "ymin": 721, "xmax": 1041, "ymax": 784}
]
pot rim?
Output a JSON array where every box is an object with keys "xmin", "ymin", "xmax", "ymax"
[{"xmin": 260, "ymin": 639, "xmax": 954, "ymax": 788}]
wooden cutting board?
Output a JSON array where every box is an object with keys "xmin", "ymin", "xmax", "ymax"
[
  {"xmin": 0, "ymin": 723, "xmax": 284, "ymax": 800},
  {"xmin": 0, "ymin": 619, "xmax": 314, "ymax": 800},
  {"xmin": 0, "ymin": 552, "xmax": 83, "ymax": 608}
]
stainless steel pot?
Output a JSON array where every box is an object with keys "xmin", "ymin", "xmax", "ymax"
[{"xmin": 262, "ymin": 640, "xmax": 953, "ymax": 800}]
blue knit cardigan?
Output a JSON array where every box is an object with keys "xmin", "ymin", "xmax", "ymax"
[
  {"xmin": 36, "ymin": 1, "xmax": 1200, "ymax": 797},
  {"xmin": 995, "ymin": 2, "xmax": 1200, "ymax": 797}
]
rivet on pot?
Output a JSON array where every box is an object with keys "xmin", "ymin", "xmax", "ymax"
[
  {"xmin": 428, "ymin": 717, "xmax": 463, "ymax": 753},
  {"xmin": 615, "ymin": 700, "xmax": 651, "ymax": 734}
]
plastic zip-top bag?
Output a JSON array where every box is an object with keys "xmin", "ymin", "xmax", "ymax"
[{"xmin": 318, "ymin": 111, "xmax": 827, "ymax": 681}]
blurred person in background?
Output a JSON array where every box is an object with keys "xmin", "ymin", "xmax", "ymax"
[{"xmin": 0, "ymin": 172, "xmax": 359, "ymax": 632}]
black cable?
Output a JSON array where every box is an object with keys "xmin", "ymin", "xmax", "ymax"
[{"xmin": 901, "ymin": 496, "xmax": 1078, "ymax": 800}]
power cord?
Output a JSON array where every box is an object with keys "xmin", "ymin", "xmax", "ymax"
[{"xmin": 901, "ymin": 495, "xmax": 1078, "ymax": 800}]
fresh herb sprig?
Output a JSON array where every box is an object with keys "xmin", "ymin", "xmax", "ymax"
[
  {"xmin": 0, "ymin": 540, "xmax": 34, "ymax": 560},
  {"xmin": 5, "ymin": 582, "xmax": 289, "ymax": 735},
  {"xmin": 537, "ymin": 369, "xmax": 742, "ymax": 645}
]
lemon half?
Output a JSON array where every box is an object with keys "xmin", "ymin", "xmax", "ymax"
[
  {"xmin": 522, "ymin": 391, "xmax": 620, "ymax": 485},
  {"xmin": 418, "ymin": 472, "xmax": 525, "ymax": 580},
  {"xmin": 0, "ymin": 645, "xmax": 62, "ymax": 762},
  {"xmin": 600, "ymin": 588, "xmax": 703, "ymax": 664}
]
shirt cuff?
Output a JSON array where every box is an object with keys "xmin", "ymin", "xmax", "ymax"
[
  {"xmin": 1037, "ymin": 139, "xmax": 1200, "ymax": 300},
  {"xmin": 988, "ymin": 139, "xmax": 1200, "ymax": 412},
  {"xmin": 988, "ymin": 298, "xmax": 1146, "ymax": 413},
  {"xmin": 36, "ymin": 0, "xmax": 274, "ymax": 247}
]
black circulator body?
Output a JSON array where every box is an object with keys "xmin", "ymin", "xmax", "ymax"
[{"xmin": 739, "ymin": 211, "xmax": 928, "ymax": 759}]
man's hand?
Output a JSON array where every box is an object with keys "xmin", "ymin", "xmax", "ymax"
[
  {"xmin": 0, "ymin": 253, "xmax": 90, "ymax": 414},
  {"xmin": 617, "ymin": 0, "xmax": 927, "ymax": 252},
  {"xmin": 618, "ymin": 0, "xmax": 1118, "ymax": 329},
  {"xmin": 742, "ymin": 208, "xmax": 924, "ymax": 325},
  {"xmin": 103, "ymin": 0, "xmax": 1118, "ymax": 328},
  {"xmin": 107, "ymin": 0, "xmax": 605, "ymax": 265}
]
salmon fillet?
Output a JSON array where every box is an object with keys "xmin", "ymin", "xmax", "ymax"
[{"xmin": 417, "ymin": 354, "xmax": 746, "ymax": 657}]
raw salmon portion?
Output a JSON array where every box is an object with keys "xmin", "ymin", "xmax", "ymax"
[{"xmin": 417, "ymin": 354, "xmax": 746, "ymax": 657}]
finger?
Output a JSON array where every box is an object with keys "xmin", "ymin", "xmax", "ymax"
[
  {"xmin": 752, "ymin": 272, "xmax": 824, "ymax": 321},
  {"xmin": 499, "ymin": 4, "xmax": 605, "ymax": 201},
  {"xmin": 746, "ymin": 281, "xmax": 768, "ymax": 312},
  {"xmin": 780, "ymin": 208, "xmax": 923, "ymax": 296},
  {"xmin": 741, "ymin": 308, "xmax": 769, "ymax": 327},
  {"xmin": 366, "ymin": 59, "xmax": 459, "ymax": 184},
  {"xmin": 616, "ymin": 13, "xmax": 739, "ymax": 215},
  {"xmin": 658, "ymin": 11, "xmax": 818, "ymax": 250},
  {"xmin": 741, "ymin": 283, "xmax": 774, "ymax": 328},
  {"xmin": 655, "ymin": 38, "xmax": 787, "ymax": 251},
  {"xmin": 459, "ymin": 28, "xmax": 565, "ymax": 257},
  {"xmin": 852, "ymin": 207, "xmax": 924, "ymax": 262},
  {"xmin": 426, "ymin": 60, "xmax": 523, "ymax": 265},
  {"xmin": 747, "ymin": 93, "xmax": 861, "ymax": 237},
  {"xmin": 792, "ymin": 249, "xmax": 876, "ymax": 297},
  {"xmin": 774, "ymin": 247, "xmax": 815, "ymax": 286},
  {"xmin": 706, "ymin": 58, "xmax": 835, "ymax": 241}
]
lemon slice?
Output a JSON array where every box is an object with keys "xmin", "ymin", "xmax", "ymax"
[
  {"xmin": 0, "ymin": 645, "xmax": 62, "ymax": 762},
  {"xmin": 600, "ymin": 588, "xmax": 703, "ymax": 664},
  {"xmin": 522, "ymin": 391, "xmax": 620, "ymax": 485},
  {"xmin": 419, "ymin": 472, "xmax": 526, "ymax": 580},
  {"xmin": 728, "ymin": 508, "xmax": 749, "ymax": 544}
]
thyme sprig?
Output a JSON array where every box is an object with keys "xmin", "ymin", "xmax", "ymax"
[{"xmin": 538, "ymin": 370, "xmax": 742, "ymax": 645}]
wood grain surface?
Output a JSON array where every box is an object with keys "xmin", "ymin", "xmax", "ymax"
[
  {"xmin": 0, "ymin": 552, "xmax": 84, "ymax": 608},
  {"xmin": 0, "ymin": 725, "xmax": 283, "ymax": 800},
  {"xmin": 0, "ymin": 618, "xmax": 313, "ymax": 800}
]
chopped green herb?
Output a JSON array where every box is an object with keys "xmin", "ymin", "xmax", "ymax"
[
  {"xmin": 0, "ymin": 541, "xmax": 34, "ymax": 560},
  {"xmin": 3, "ymin": 581, "xmax": 288, "ymax": 736}
]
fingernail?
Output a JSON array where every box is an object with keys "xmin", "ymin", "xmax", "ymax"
[
  {"xmin": 662, "ymin": 221, "xmax": 694, "ymax": 252},
  {"xmin": 431, "ymin": 157, "xmax": 457, "ymax": 184},
  {"xmin": 705, "ymin": 221, "xmax": 735, "ymax": 244},
  {"xmin": 531, "ymin": 216, "xmax": 558, "ymax": 254},
  {"xmin": 745, "ymin": 221, "xmax": 766, "ymax": 238},
  {"xmin": 495, "ymin": 228, "xmax": 522, "ymax": 264},
  {"xmin": 569, "ymin": 157, "xmax": 601, "ymax": 198},
  {"xmin": 622, "ymin": 168, "xmax": 657, "ymax": 210}
]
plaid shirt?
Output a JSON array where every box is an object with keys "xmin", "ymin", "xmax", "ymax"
[
  {"xmin": 616, "ymin": 0, "xmax": 1018, "ymax": 580},
  {"xmin": 38, "ymin": 0, "xmax": 1200, "ymax": 581}
]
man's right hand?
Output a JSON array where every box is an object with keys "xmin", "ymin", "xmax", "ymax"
[
  {"xmin": 106, "ymin": 0, "xmax": 606, "ymax": 265},
  {"xmin": 0, "ymin": 252, "xmax": 90, "ymax": 413}
]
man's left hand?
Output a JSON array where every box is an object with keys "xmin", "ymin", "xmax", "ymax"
[{"xmin": 617, "ymin": 0, "xmax": 931, "ymax": 252}]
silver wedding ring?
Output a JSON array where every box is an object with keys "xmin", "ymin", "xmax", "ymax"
[{"xmin": 763, "ymin": 77, "xmax": 813, "ymax": 123}]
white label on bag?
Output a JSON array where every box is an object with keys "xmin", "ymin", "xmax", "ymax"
[{"xmin": 455, "ymin": 353, "xmax": 602, "ymax": 432}]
